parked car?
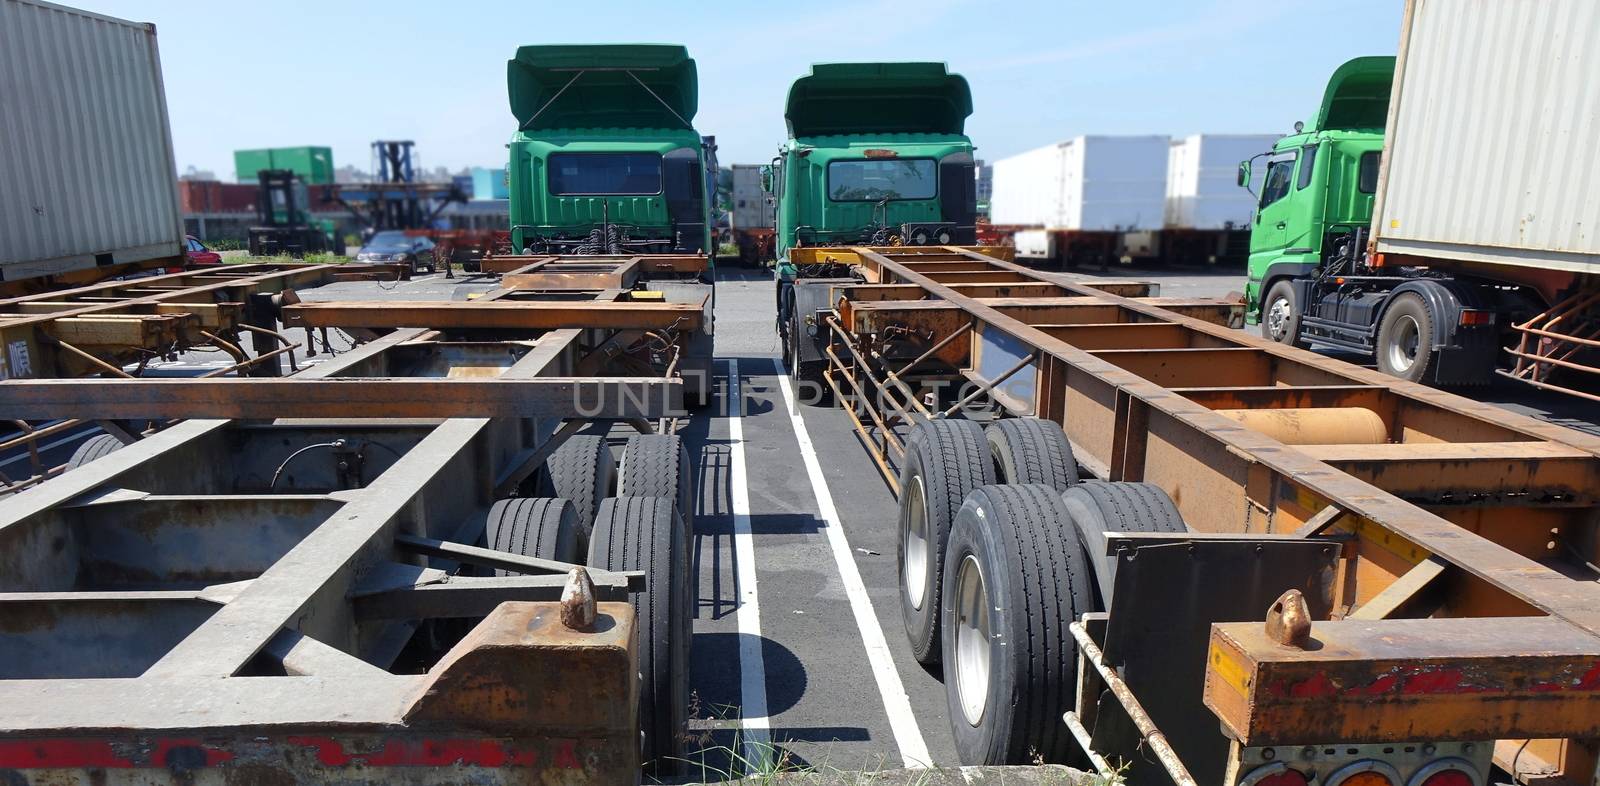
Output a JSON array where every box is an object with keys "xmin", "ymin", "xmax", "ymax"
[
  {"xmin": 184, "ymin": 235, "xmax": 222, "ymax": 266},
  {"xmin": 355, "ymin": 231, "xmax": 436, "ymax": 273}
]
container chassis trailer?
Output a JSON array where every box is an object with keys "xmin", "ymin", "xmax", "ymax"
[
  {"xmin": 0, "ymin": 255, "xmax": 714, "ymax": 782},
  {"xmin": 791, "ymin": 245, "xmax": 1600, "ymax": 785}
]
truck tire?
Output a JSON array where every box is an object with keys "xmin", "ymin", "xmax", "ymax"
[
  {"xmin": 985, "ymin": 417, "xmax": 1078, "ymax": 491},
  {"xmin": 482, "ymin": 498, "xmax": 581, "ymax": 573},
  {"xmin": 66, "ymin": 433, "xmax": 124, "ymax": 470},
  {"xmin": 1060, "ymin": 481, "xmax": 1187, "ymax": 605},
  {"xmin": 899, "ymin": 418, "xmax": 995, "ymax": 665},
  {"xmin": 784, "ymin": 290, "xmax": 832, "ymax": 406},
  {"xmin": 941, "ymin": 484, "xmax": 1093, "ymax": 765},
  {"xmin": 1261, "ymin": 280, "xmax": 1309, "ymax": 349},
  {"xmin": 616, "ymin": 434, "xmax": 694, "ymax": 540},
  {"xmin": 536, "ymin": 435, "xmax": 615, "ymax": 543},
  {"xmin": 1376, "ymin": 293, "xmax": 1439, "ymax": 383},
  {"xmin": 587, "ymin": 496, "xmax": 689, "ymax": 775}
]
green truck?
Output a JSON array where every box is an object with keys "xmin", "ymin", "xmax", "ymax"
[
  {"xmin": 771, "ymin": 62, "xmax": 981, "ymax": 383},
  {"xmin": 506, "ymin": 44, "xmax": 715, "ymax": 259},
  {"xmin": 1244, "ymin": 50, "xmax": 1599, "ymax": 394}
]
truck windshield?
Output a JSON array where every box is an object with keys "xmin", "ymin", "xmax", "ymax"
[
  {"xmin": 548, "ymin": 152, "xmax": 663, "ymax": 196},
  {"xmin": 827, "ymin": 159, "xmax": 937, "ymax": 201}
]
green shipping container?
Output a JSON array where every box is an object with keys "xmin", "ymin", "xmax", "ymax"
[{"xmin": 234, "ymin": 146, "xmax": 335, "ymax": 185}]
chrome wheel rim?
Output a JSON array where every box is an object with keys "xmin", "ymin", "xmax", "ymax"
[
  {"xmin": 903, "ymin": 476, "xmax": 929, "ymax": 610},
  {"xmin": 954, "ymin": 553, "xmax": 991, "ymax": 727},
  {"xmin": 1388, "ymin": 315, "xmax": 1420, "ymax": 373},
  {"xmin": 1265, "ymin": 297, "xmax": 1292, "ymax": 341}
]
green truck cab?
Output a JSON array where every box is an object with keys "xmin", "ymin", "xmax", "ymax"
[
  {"xmin": 506, "ymin": 44, "xmax": 714, "ymax": 258},
  {"xmin": 771, "ymin": 62, "xmax": 979, "ymax": 381},
  {"xmin": 1242, "ymin": 55, "xmax": 1511, "ymax": 386},
  {"xmin": 1243, "ymin": 56, "xmax": 1392, "ymax": 337}
]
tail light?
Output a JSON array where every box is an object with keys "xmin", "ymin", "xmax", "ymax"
[
  {"xmin": 1327, "ymin": 761, "xmax": 1402, "ymax": 786},
  {"xmin": 1410, "ymin": 759, "xmax": 1478, "ymax": 786},
  {"xmin": 1239, "ymin": 762, "xmax": 1310, "ymax": 786},
  {"xmin": 1457, "ymin": 309, "xmax": 1493, "ymax": 326},
  {"xmin": 1236, "ymin": 743, "xmax": 1484, "ymax": 786}
]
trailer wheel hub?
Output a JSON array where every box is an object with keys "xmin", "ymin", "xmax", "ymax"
[
  {"xmin": 954, "ymin": 553, "xmax": 991, "ymax": 727},
  {"xmin": 1387, "ymin": 314, "xmax": 1421, "ymax": 373},
  {"xmin": 903, "ymin": 476, "xmax": 930, "ymax": 610}
]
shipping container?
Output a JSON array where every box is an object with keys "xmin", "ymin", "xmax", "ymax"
[
  {"xmin": 177, "ymin": 180, "xmax": 258, "ymax": 214},
  {"xmin": 0, "ymin": 0, "xmax": 183, "ymax": 282},
  {"xmin": 1373, "ymin": 0, "xmax": 1600, "ymax": 275},
  {"xmin": 1164, "ymin": 134, "xmax": 1277, "ymax": 230},
  {"xmin": 470, "ymin": 166, "xmax": 509, "ymax": 201},
  {"xmin": 233, "ymin": 146, "xmax": 335, "ymax": 185},
  {"xmin": 729, "ymin": 164, "xmax": 773, "ymax": 230},
  {"xmin": 989, "ymin": 136, "xmax": 1169, "ymax": 231}
]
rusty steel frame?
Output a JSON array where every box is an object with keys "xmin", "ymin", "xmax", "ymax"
[
  {"xmin": 0, "ymin": 325, "xmax": 662, "ymax": 781},
  {"xmin": 0, "ymin": 263, "xmax": 384, "ymax": 379},
  {"xmin": 812, "ymin": 246, "xmax": 1600, "ymax": 779},
  {"xmin": 1500, "ymin": 283, "xmax": 1600, "ymax": 404}
]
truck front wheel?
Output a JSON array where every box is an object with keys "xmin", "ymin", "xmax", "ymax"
[
  {"xmin": 1377, "ymin": 293, "xmax": 1438, "ymax": 383},
  {"xmin": 1261, "ymin": 280, "xmax": 1308, "ymax": 349}
]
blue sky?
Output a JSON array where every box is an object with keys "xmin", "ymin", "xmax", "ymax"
[{"xmin": 79, "ymin": 0, "xmax": 1402, "ymax": 179}]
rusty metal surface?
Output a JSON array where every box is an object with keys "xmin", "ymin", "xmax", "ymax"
[
  {"xmin": 817, "ymin": 246, "xmax": 1600, "ymax": 766},
  {"xmin": 1206, "ymin": 616, "xmax": 1600, "ymax": 746},
  {"xmin": 0, "ymin": 260, "xmax": 713, "ymax": 780},
  {"xmin": 283, "ymin": 297, "xmax": 707, "ymax": 331}
]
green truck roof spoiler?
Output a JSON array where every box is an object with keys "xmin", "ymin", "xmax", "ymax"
[
  {"xmin": 507, "ymin": 44, "xmax": 698, "ymax": 131},
  {"xmin": 785, "ymin": 62, "xmax": 972, "ymax": 138},
  {"xmin": 1311, "ymin": 56, "xmax": 1395, "ymax": 132}
]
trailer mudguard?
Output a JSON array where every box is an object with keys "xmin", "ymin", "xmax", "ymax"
[{"xmin": 1382, "ymin": 278, "xmax": 1497, "ymax": 385}]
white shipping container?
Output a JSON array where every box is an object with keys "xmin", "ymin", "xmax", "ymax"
[
  {"xmin": 729, "ymin": 164, "xmax": 773, "ymax": 230},
  {"xmin": 989, "ymin": 136, "xmax": 1169, "ymax": 231},
  {"xmin": 1165, "ymin": 134, "xmax": 1278, "ymax": 230},
  {"xmin": 0, "ymin": 0, "xmax": 183, "ymax": 281},
  {"xmin": 1373, "ymin": 0, "xmax": 1599, "ymax": 275}
]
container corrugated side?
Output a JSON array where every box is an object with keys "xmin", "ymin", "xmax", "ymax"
[
  {"xmin": 1374, "ymin": 0, "xmax": 1600, "ymax": 274},
  {"xmin": 0, "ymin": 0, "xmax": 183, "ymax": 280}
]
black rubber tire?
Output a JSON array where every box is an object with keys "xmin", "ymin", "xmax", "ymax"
[
  {"xmin": 985, "ymin": 417, "xmax": 1078, "ymax": 491},
  {"xmin": 1376, "ymin": 292, "xmax": 1439, "ymax": 383},
  {"xmin": 1059, "ymin": 480, "xmax": 1187, "ymax": 605},
  {"xmin": 536, "ymin": 435, "xmax": 615, "ymax": 543},
  {"xmin": 941, "ymin": 484, "xmax": 1094, "ymax": 765},
  {"xmin": 898, "ymin": 418, "xmax": 995, "ymax": 665},
  {"xmin": 587, "ymin": 496, "xmax": 689, "ymax": 775},
  {"xmin": 616, "ymin": 434, "xmax": 694, "ymax": 540},
  {"xmin": 1260, "ymin": 279, "xmax": 1309, "ymax": 349},
  {"xmin": 66, "ymin": 433, "xmax": 123, "ymax": 470},
  {"xmin": 481, "ymin": 498, "xmax": 580, "ymax": 575}
]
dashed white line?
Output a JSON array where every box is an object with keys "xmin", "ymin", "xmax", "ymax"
[
  {"xmin": 773, "ymin": 359, "xmax": 933, "ymax": 768},
  {"xmin": 727, "ymin": 359, "xmax": 773, "ymax": 766}
]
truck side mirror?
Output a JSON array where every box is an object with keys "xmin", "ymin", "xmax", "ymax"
[
  {"xmin": 760, "ymin": 166, "xmax": 773, "ymax": 192},
  {"xmin": 1237, "ymin": 160, "xmax": 1252, "ymax": 188}
]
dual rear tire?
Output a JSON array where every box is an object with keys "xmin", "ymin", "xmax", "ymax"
[
  {"xmin": 895, "ymin": 416, "xmax": 1188, "ymax": 766},
  {"xmin": 482, "ymin": 431, "xmax": 696, "ymax": 774}
]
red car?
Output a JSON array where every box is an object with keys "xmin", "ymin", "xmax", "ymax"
[{"xmin": 184, "ymin": 235, "xmax": 222, "ymax": 266}]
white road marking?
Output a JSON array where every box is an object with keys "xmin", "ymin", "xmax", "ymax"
[
  {"xmin": 773, "ymin": 359, "xmax": 933, "ymax": 768},
  {"xmin": 0, "ymin": 427, "xmax": 97, "ymax": 469},
  {"xmin": 727, "ymin": 359, "xmax": 773, "ymax": 767}
]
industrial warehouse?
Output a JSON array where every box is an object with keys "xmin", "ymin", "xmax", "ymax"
[{"xmin": 1, "ymin": 1, "xmax": 1599, "ymax": 784}]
